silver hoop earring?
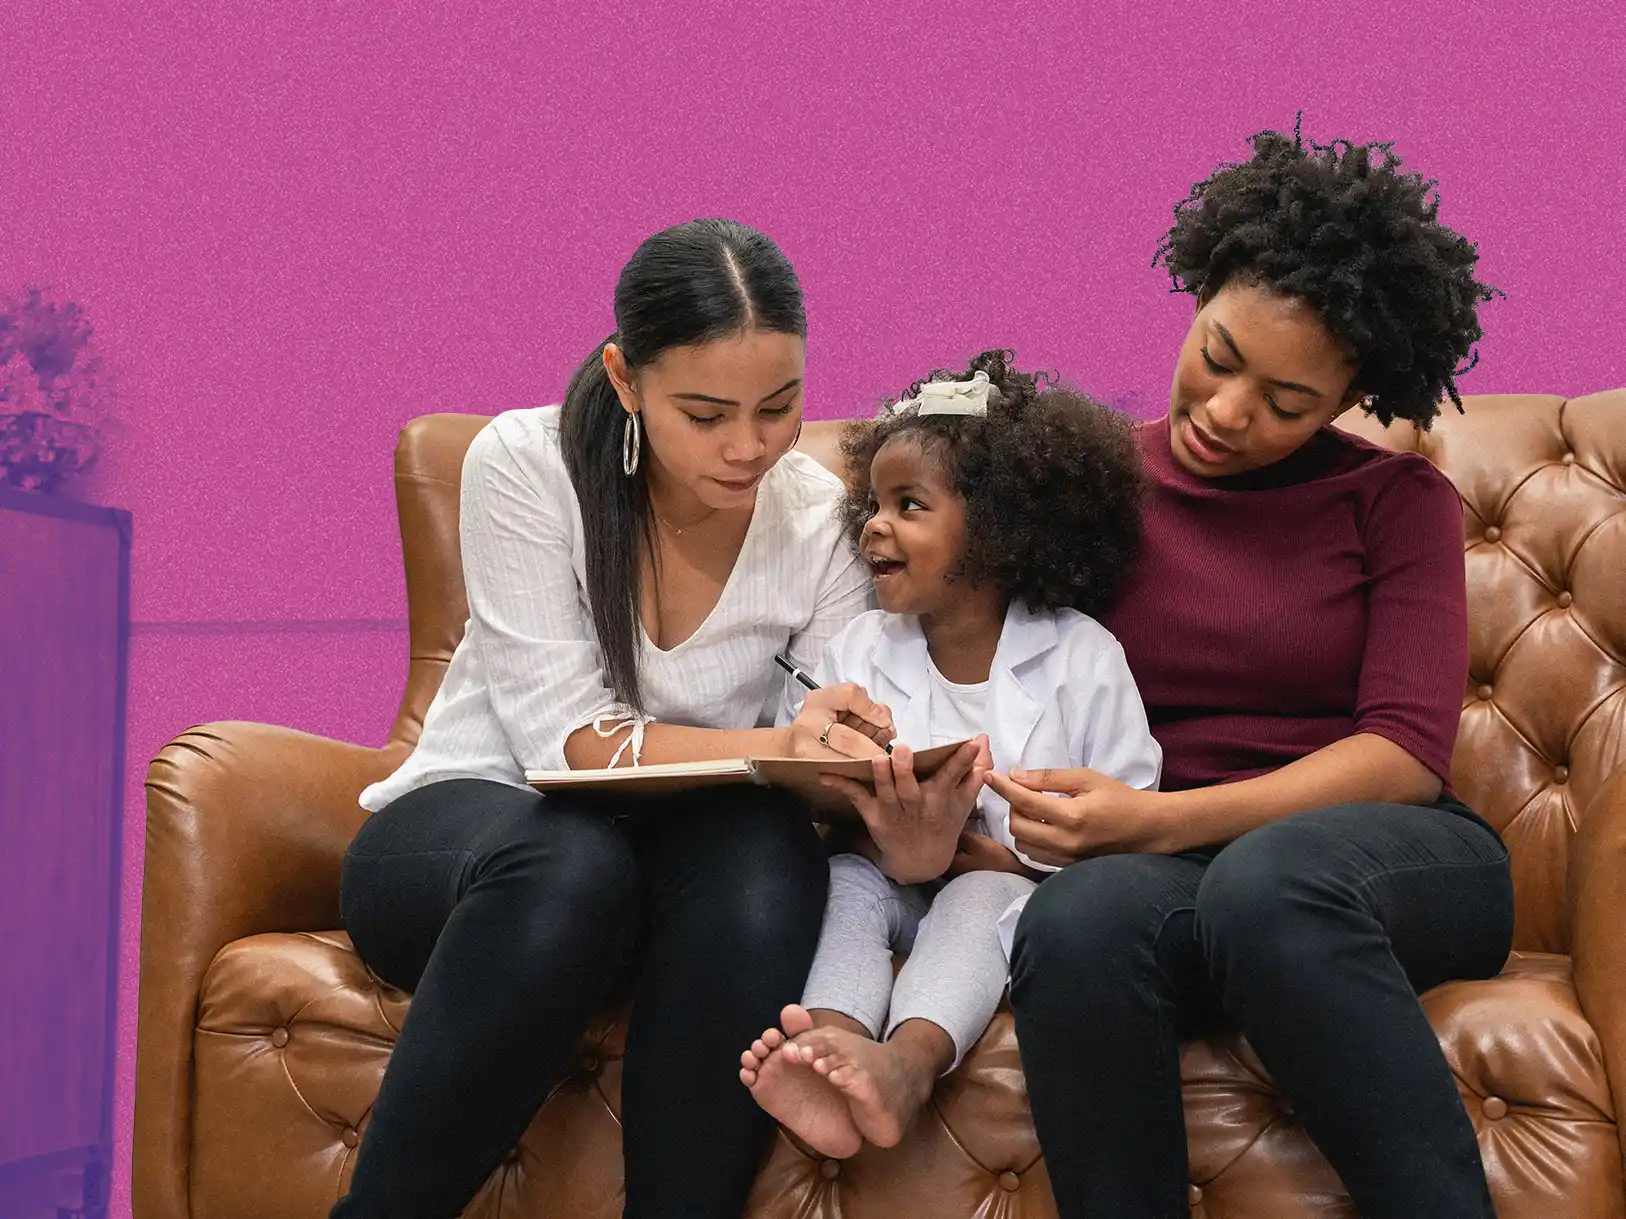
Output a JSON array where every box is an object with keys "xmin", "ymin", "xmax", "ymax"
[{"xmin": 623, "ymin": 412, "xmax": 641, "ymax": 477}]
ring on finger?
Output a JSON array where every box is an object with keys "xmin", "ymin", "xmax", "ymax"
[{"xmin": 818, "ymin": 721, "xmax": 838, "ymax": 747}]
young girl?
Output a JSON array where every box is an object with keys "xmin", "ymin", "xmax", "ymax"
[{"xmin": 738, "ymin": 350, "xmax": 1162, "ymax": 1160}]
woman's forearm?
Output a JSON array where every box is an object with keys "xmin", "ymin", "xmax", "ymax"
[
  {"xmin": 1151, "ymin": 733, "xmax": 1444, "ymax": 854},
  {"xmin": 563, "ymin": 721, "xmax": 788, "ymax": 770}
]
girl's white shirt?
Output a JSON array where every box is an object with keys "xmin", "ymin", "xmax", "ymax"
[{"xmin": 783, "ymin": 601, "xmax": 1163, "ymax": 958}]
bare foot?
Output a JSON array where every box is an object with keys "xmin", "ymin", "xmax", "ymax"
[
  {"xmin": 740, "ymin": 1005, "xmax": 862, "ymax": 1159},
  {"xmin": 785, "ymin": 1024, "xmax": 936, "ymax": 1148}
]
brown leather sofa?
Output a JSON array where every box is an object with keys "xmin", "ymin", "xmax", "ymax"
[{"xmin": 136, "ymin": 389, "xmax": 1626, "ymax": 1219}]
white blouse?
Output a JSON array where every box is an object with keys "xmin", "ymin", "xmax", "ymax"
[{"xmin": 360, "ymin": 405, "xmax": 874, "ymax": 812}]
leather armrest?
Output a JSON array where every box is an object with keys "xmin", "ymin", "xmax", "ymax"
[
  {"xmin": 1569, "ymin": 759, "xmax": 1626, "ymax": 1183},
  {"xmin": 133, "ymin": 721, "xmax": 406, "ymax": 1219}
]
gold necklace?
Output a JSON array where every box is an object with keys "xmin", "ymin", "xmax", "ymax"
[{"xmin": 654, "ymin": 506, "xmax": 719, "ymax": 536}]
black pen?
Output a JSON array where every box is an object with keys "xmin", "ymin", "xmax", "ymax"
[
  {"xmin": 774, "ymin": 652, "xmax": 820, "ymax": 691},
  {"xmin": 774, "ymin": 653, "xmax": 894, "ymax": 754}
]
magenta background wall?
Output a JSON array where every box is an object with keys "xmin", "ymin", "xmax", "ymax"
[{"xmin": 4, "ymin": 0, "xmax": 1623, "ymax": 1213}]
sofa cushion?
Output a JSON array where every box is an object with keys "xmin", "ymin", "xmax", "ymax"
[{"xmin": 191, "ymin": 935, "xmax": 1621, "ymax": 1219}]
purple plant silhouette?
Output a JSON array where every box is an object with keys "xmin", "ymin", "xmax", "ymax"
[{"xmin": 0, "ymin": 286, "xmax": 112, "ymax": 492}]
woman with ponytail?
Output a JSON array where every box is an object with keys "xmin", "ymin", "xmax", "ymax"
[{"xmin": 333, "ymin": 219, "xmax": 951, "ymax": 1219}]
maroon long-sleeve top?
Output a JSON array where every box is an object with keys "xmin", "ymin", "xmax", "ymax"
[{"xmin": 1099, "ymin": 417, "xmax": 1468, "ymax": 793}]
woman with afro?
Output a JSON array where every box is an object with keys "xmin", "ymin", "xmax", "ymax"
[{"xmin": 993, "ymin": 123, "xmax": 1512, "ymax": 1219}]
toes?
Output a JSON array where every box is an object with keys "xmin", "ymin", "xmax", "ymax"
[
  {"xmin": 794, "ymin": 1029, "xmax": 841, "ymax": 1060},
  {"xmin": 762, "ymin": 1028, "xmax": 784, "ymax": 1050},
  {"xmin": 739, "ymin": 1067, "xmax": 757, "ymax": 1086},
  {"xmin": 781, "ymin": 1004, "xmax": 815, "ymax": 1036}
]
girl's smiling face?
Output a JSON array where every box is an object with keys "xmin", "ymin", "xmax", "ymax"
[{"xmin": 858, "ymin": 435, "xmax": 968, "ymax": 618}]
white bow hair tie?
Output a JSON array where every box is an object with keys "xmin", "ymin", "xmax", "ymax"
[{"xmin": 892, "ymin": 369, "xmax": 1002, "ymax": 417}]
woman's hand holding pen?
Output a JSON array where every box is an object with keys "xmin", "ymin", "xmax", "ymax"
[
  {"xmin": 782, "ymin": 684, "xmax": 896, "ymax": 759},
  {"xmin": 772, "ymin": 653, "xmax": 988, "ymax": 878}
]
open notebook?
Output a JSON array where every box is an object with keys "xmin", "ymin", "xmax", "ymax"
[{"xmin": 525, "ymin": 740, "xmax": 974, "ymax": 819}]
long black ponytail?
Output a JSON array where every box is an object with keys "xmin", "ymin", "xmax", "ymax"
[{"xmin": 558, "ymin": 219, "xmax": 806, "ymax": 711}]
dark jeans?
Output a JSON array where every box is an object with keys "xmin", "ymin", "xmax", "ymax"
[
  {"xmin": 329, "ymin": 778, "xmax": 828, "ymax": 1219},
  {"xmin": 1009, "ymin": 800, "xmax": 1514, "ymax": 1219}
]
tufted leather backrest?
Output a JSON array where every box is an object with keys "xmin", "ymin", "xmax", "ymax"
[
  {"xmin": 389, "ymin": 392, "xmax": 1626, "ymax": 953},
  {"xmin": 1337, "ymin": 390, "xmax": 1626, "ymax": 953}
]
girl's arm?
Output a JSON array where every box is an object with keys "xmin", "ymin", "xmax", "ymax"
[
  {"xmin": 984, "ymin": 633, "xmax": 1164, "ymax": 870},
  {"xmin": 954, "ymin": 629, "xmax": 1163, "ymax": 877}
]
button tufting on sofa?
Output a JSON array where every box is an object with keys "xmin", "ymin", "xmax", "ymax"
[
  {"xmin": 1483, "ymin": 1097, "xmax": 1510, "ymax": 1121},
  {"xmin": 998, "ymin": 1170, "xmax": 1020, "ymax": 1192},
  {"xmin": 819, "ymin": 1158, "xmax": 840, "ymax": 1181}
]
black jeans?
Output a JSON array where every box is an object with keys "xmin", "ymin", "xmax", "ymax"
[
  {"xmin": 329, "ymin": 778, "xmax": 828, "ymax": 1219},
  {"xmin": 1009, "ymin": 800, "xmax": 1514, "ymax": 1219}
]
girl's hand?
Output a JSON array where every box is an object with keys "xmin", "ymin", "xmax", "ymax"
[
  {"xmin": 985, "ymin": 767, "xmax": 1167, "ymax": 867},
  {"xmin": 821, "ymin": 736, "xmax": 992, "ymax": 884},
  {"xmin": 945, "ymin": 831, "xmax": 1035, "ymax": 877},
  {"xmin": 783, "ymin": 683, "xmax": 895, "ymax": 760}
]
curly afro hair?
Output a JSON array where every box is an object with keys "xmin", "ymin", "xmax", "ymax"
[
  {"xmin": 838, "ymin": 349, "xmax": 1144, "ymax": 618},
  {"xmin": 1153, "ymin": 117, "xmax": 1502, "ymax": 428}
]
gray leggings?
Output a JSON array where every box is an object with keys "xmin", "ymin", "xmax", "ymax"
[{"xmin": 800, "ymin": 853, "xmax": 1036, "ymax": 1070}]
